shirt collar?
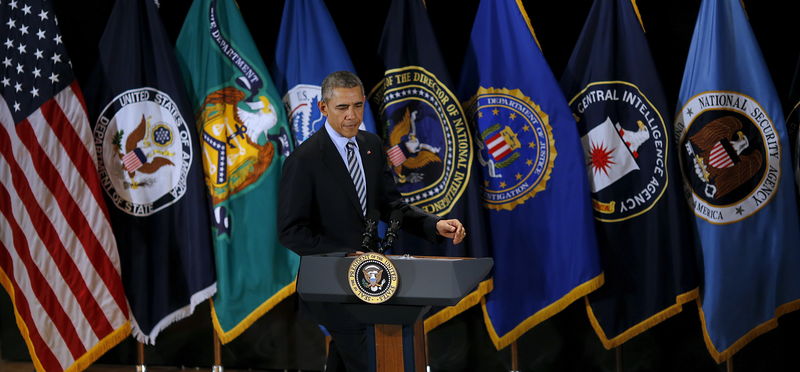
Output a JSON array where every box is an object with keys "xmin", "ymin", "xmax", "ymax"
[{"xmin": 325, "ymin": 120, "xmax": 358, "ymax": 151}]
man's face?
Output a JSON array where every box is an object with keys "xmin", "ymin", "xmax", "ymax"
[{"xmin": 319, "ymin": 86, "xmax": 365, "ymax": 138}]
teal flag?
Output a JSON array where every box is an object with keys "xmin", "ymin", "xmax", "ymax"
[{"xmin": 175, "ymin": 0, "xmax": 298, "ymax": 343}]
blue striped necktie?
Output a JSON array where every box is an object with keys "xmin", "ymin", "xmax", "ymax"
[{"xmin": 346, "ymin": 141, "xmax": 367, "ymax": 216}]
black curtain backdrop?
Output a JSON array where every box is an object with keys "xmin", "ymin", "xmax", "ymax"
[{"xmin": 3, "ymin": 1, "xmax": 800, "ymax": 371}]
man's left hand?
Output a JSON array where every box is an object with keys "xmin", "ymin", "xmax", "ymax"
[{"xmin": 436, "ymin": 219, "xmax": 466, "ymax": 244}]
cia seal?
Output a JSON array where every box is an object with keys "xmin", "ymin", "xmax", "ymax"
[
  {"xmin": 675, "ymin": 91, "xmax": 781, "ymax": 224},
  {"xmin": 348, "ymin": 252, "xmax": 399, "ymax": 304},
  {"xmin": 283, "ymin": 84, "xmax": 325, "ymax": 146},
  {"xmin": 94, "ymin": 87, "xmax": 192, "ymax": 216},
  {"xmin": 372, "ymin": 66, "xmax": 473, "ymax": 216},
  {"xmin": 464, "ymin": 87, "xmax": 555, "ymax": 210},
  {"xmin": 569, "ymin": 81, "xmax": 668, "ymax": 222}
]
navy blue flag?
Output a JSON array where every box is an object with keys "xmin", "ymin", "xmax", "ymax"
[
  {"xmin": 459, "ymin": 0, "xmax": 603, "ymax": 350},
  {"xmin": 676, "ymin": 0, "xmax": 800, "ymax": 362},
  {"xmin": 370, "ymin": 0, "xmax": 490, "ymax": 331},
  {"xmin": 272, "ymin": 0, "xmax": 376, "ymax": 145},
  {"xmin": 85, "ymin": 0, "xmax": 216, "ymax": 344},
  {"xmin": 786, "ymin": 54, "xmax": 800, "ymax": 193},
  {"xmin": 560, "ymin": 0, "xmax": 699, "ymax": 348}
]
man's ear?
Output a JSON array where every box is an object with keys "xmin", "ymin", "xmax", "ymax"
[{"xmin": 318, "ymin": 99, "xmax": 328, "ymax": 117}]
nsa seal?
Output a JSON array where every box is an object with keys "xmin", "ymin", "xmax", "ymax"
[
  {"xmin": 348, "ymin": 252, "xmax": 399, "ymax": 304},
  {"xmin": 675, "ymin": 91, "xmax": 781, "ymax": 224},
  {"xmin": 94, "ymin": 87, "xmax": 192, "ymax": 216},
  {"xmin": 372, "ymin": 66, "xmax": 473, "ymax": 216},
  {"xmin": 283, "ymin": 84, "xmax": 325, "ymax": 146},
  {"xmin": 569, "ymin": 81, "xmax": 668, "ymax": 222},
  {"xmin": 465, "ymin": 87, "xmax": 555, "ymax": 210}
]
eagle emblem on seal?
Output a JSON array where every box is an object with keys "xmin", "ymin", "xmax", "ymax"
[
  {"xmin": 199, "ymin": 87, "xmax": 277, "ymax": 204},
  {"xmin": 685, "ymin": 115, "xmax": 762, "ymax": 199},
  {"xmin": 116, "ymin": 115, "xmax": 175, "ymax": 184},
  {"xmin": 386, "ymin": 108, "xmax": 442, "ymax": 184}
]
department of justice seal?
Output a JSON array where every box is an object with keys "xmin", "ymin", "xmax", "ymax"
[
  {"xmin": 569, "ymin": 81, "xmax": 668, "ymax": 222},
  {"xmin": 465, "ymin": 87, "xmax": 555, "ymax": 210},
  {"xmin": 675, "ymin": 91, "xmax": 781, "ymax": 224},
  {"xmin": 373, "ymin": 66, "xmax": 473, "ymax": 216},
  {"xmin": 94, "ymin": 87, "xmax": 192, "ymax": 216},
  {"xmin": 348, "ymin": 252, "xmax": 399, "ymax": 304}
]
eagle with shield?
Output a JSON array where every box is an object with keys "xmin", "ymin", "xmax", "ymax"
[{"xmin": 686, "ymin": 116, "xmax": 762, "ymax": 199}]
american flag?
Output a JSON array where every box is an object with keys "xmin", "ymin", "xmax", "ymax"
[{"xmin": 0, "ymin": 1, "xmax": 130, "ymax": 372}]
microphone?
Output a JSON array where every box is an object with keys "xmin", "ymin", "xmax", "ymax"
[
  {"xmin": 381, "ymin": 210, "xmax": 404, "ymax": 253},
  {"xmin": 361, "ymin": 210, "xmax": 380, "ymax": 252}
]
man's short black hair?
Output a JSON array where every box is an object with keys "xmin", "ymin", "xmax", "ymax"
[{"xmin": 321, "ymin": 71, "xmax": 364, "ymax": 102}]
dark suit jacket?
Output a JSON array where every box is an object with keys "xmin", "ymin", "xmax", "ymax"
[{"xmin": 278, "ymin": 127, "xmax": 441, "ymax": 255}]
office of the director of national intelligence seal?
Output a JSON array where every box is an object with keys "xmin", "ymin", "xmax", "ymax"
[
  {"xmin": 94, "ymin": 87, "xmax": 192, "ymax": 217},
  {"xmin": 569, "ymin": 81, "xmax": 668, "ymax": 222},
  {"xmin": 348, "ymin": 252, "xmax": 399, "ymax": 304},
  {"xmin": 675, "ymin": 91, "xmax": 781, "ymax": 224},
  {"xmin": 465, "ymin": 87, "xmax": 555, "ymax": 211},
  {"xmin": 373, "ymin": 66, "xmax": 473, "ymax": 216}
]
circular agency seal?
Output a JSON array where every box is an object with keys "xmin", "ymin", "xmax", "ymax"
[
  {"xmin": 568, "ymin": 81, "xmax": 669, "ymax": 222},
  {"xmin": 283, "ymin": 84, "xmax": 326, "ymax": 146},
  {"xmin": 378, "ymin": 66, "xmax": 473, "ymax": 216},
  {"xmin": 675, "ymin": 90, "xmax": 781, "ymax": 224},
  {"xmin": 348, "ymin": 252, "xmax": 399, "ymax": 304},
  {"xmin": 465, "ymin": 87, "xmax": 555, "ymax": 211},
  {"xmin": 94, "ymin": 87, "xmax": 192, "ymax": 217}
]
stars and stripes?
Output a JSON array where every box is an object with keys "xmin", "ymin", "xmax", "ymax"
[
  {"xmin": 709, "ymin": 141, "xmax": 734, "ymax": 168},
  {"xmin": 0, "ymin": 1, "xmax": 130, "ymax": 371},
  {"xmin": 122, "ymin": 148, "xmax": 145, "ymax": 172}
]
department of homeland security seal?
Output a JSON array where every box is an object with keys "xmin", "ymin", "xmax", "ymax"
[
  {"xmin": 675, "ymin": 91, "xmax": 780, "ymax": 224},
  {"xmin": 348, "ymin": 252, "xmax": 399, "ymax": 304},
  {"xmin": 283, "ymin": 84, "xmax": 325, "ymax": 146},
  {"xmin": 94, "ymin": 87, "xmax": 191, "ymax": 217},
  {"xmin": 569, "ymin": 81, "xmax": 668, "ymax": 222},
  {"xmin": 373, "ymin": 66, "xmax": 473, "ymax": 216},
  {"xmin": 465, "ymin": 87, "xmax": 555, "ymax": 210}
]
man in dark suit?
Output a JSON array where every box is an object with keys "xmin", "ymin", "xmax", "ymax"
[{"xmin": 278, "ymin": 71, "xmax": 465, "ymax": 371}]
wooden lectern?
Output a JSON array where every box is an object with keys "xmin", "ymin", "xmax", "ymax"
[{"xmin": 296, "ymin": 253, "xmax": 493, "ymax": 372}]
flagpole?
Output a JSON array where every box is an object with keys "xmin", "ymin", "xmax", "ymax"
[
  {"xmin": 615, "ymin": 345, "xmax": 623, "ymax": 372},
  {"xmin": 136, "ymin": 341, "xmax": 146, "ymax": 372},
  {"xmin": 213, "ymin": 330, "xmax": 223, "ymax": 372},
  {"xmin": 726, "ymin": 356, "xmax": 733, "ymax": 372},
  {"xmin": 510, "ymin": 341, "xmax": 519, "ymax": 372}
]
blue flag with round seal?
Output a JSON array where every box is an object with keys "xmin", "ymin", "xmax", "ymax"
[
  {"xmin": 458, "ymin": 0, "xmax": 603, "ymax": 350},
  {"xmin": 85, "ymin": 0, "xmax": 216, "ymax": 344},
  {"xmin": 369, "ymin": 0, "xmax": 491, "ymax": 333},
  {"xmin": 271, "ymin": 0, "xmax": 377, "ymax": 146},
  {"xmin": 560, "ymin": 0, "xmax": 699, "ymax": 349},
  {"xmin": 675, "ymin": 0, "xmax": 800, "ymax": 363}
]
